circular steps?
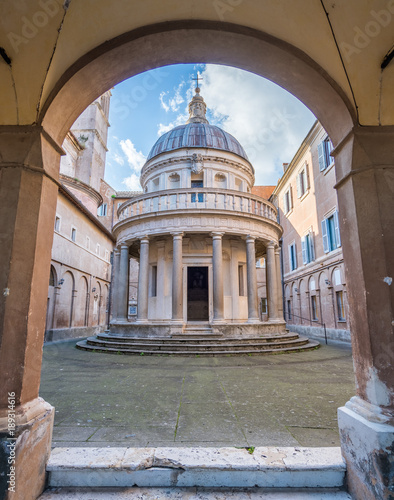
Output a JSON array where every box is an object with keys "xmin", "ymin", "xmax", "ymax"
[{"xmin": 76, "ymin": 332, "xmax": 319, "ymax": 356}]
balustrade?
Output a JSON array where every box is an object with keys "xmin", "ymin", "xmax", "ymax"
[{"xmin": 117, "ymin": 188, "xmax": 277, "ymax": 223}]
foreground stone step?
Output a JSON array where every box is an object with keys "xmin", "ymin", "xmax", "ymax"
[
  {"xmin": 39, "ymin": 486, "xmax": 352, "ymax": 499},
  {"xmin": 45, "ymin": 447, "xmax": 347, "ymax": 490},
  {"xmin": 76, "ymin": 338, "xmax": 320, "ymax": 356}
]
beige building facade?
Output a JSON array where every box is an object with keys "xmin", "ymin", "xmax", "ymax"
[
  {"xmin": 45, "ymin": 93, "xmax": 115, "ymax": 341},
  {"xmin": 272, "ymin": 121, "xmax": 350, "ymax": 343}
]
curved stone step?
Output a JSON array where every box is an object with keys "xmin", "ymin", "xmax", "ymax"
[
  {"xmin": 97, "ymin": 332, "xmax": 301, "ymax": 344},
  {"xmin": 76, "ymin": 337, "xmax": 320, "ymax": 356},
  {"xmin": 85, "ymin": 337, "xmax": 310, "ymax": 352}
]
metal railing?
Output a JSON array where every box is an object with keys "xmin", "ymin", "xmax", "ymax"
[
  {"xmin": 284, "ymin": 312, "xmax": 327, "ymax": 344},
  {"xmin": 117, "ymin": 188, "xmax": 278, "ymax": 222}
]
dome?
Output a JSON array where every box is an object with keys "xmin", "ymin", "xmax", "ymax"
[{"xmin": 147, "ymin": 123, "xmax": 249, "ymax": 161}]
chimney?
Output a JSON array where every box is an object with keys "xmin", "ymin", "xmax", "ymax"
[{"xmin": 283, "ymin": 162, "xmax": 289, "ymax": 172}]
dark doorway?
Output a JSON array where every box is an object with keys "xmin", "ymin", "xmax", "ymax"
[{"xmin": 187, "ymin": 266, "xmax": 209, "ymax": 321}]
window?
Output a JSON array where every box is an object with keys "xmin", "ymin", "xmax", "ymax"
[
  {"xmin": 96, "ymin": 243, "xmax": 100, "ymax": 256},
  {"xmin": 322, "ymin": 210, "xmax": 341, "ymax": 253},
  {"xmin": 287, "ymin": 300, "xmax": 291, "ymax": 321},
  {"xmin": 283, "ymin": 186, "xmax": 293, "ymax": 214},
  {"xmin": 86, "ymin": 236, "xmax": 90, "ymax": 250},
  {"xmin": 151, "ymin": 265, "xmax": 157, "ymax": 297},
  {"xmin": 261, "ymin": 298, "xmax": 267, "ymax": 314},
  {"xmin": 191, "ymin": 180, "xmax": 204, "ymax": 202},
  {"xmin": 256, "ymin": 257, "xmax": 266, "ymax": 268},
  {"xmin": 238, "ymin": 265, "xmax": 245, "ymax": 296},
  {"xmin": 311, "ymin": 295, "xmax": 319, "ymax": 321},
  {"xmin": 105, "ymin": 250, "xmax": 110, "ymax": 261},
  {"xmin": 297, "ymin": 165, "xmax": 309, "ymax": 198},
  {"xmin": 289, "ymin": 242, "xmax": 297, "ymax": 271},
  {"xmin": 336, "ymin": 291, "xmax": 346, "ymax": 321},
  {"xmin": 318, "ymin": 136, "xmax": 333, "ymax": 171},
  {"xmin": 54, "ymin": 216, "xmax": 61, "ymax": 232},
  {"xmin": 71, "ymin": 227, "xmax": 76, "ymax": 242},
  {"xmin": 97, "ymin": 203, "xmax": 107, "ymax": 216},
  {"xmin": 301, "ymin": 232, "xmax": 315, "ymax": 264}
]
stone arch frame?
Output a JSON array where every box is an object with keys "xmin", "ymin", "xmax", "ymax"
[
  {"xmin": 2, "ymin": 20, "xmax": 393, "ymax": 500},
  {"xmin": 58, "ymin": 270, "xmax": 75, "ymax": 329},
  {"xmin": 74, "ymin": 275, "xmax": 89, "ymax": 327},
  {"xmin": 318, "ymin": 270, "xmax": 334, "ymax": 329}
]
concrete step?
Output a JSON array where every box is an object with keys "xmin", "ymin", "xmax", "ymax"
[
  {"xmin": 76, "ymin": 338, "xmax": 320, "ymax": 356},
  {"xmin": 39, "ymin": 486, "xmax": 352, "ymax": 499},
  {"xmin": 44, "ymin": 446, "xmax": 347, "ymax": 491}
]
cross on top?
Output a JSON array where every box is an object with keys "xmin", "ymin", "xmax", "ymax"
[{"xmin": 192, "ymin": 74, "xmax": 203, "ymax": 90}]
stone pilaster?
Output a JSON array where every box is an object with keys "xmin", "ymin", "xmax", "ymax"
[
  {"xmin": 111, "ymin": 248, "xmax": 120, "ymax": 322},
  {"xmin": 334, "ymin": 126, "xmax": 394, "ymax": 500},
  {"xmin": 136, "ymin": 237, "xmax": 149, "ymax": 322},
  {"xmin": 246, "ymin": 235, "xmax": 259, "ymax": 323},
  {"xmin": 118, "ymin": 243, "xmax": 129, "ymax": 321},
  {"xmin": 275, "ymin": 247, "xmax": 284, "ymax": 321},
  {"xmin": 0, "ymin": 125, "xmax": 59, "ymax": 500},
  {"xmin": 266, "ymin": 241, "xmax": 278, "ymax": 321},
  {"xmin": 211, "ymin": 232, "xmax": 225, "ymax": 323},
  {"xmin": 171, "ymin": 232, "xmax": 184, "ymax": 323}
]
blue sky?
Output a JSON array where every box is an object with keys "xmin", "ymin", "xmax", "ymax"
[{"xmin": 105, "ymin": 64, "xmax": 316, "ymax": 191}]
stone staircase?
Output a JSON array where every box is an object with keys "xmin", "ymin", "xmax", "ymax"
[
  {"xmin": 39, "ymin": 446, "xmax": 351, "ymax": 499},
  {"xmin": 76, "ymin": 331, "xmax": 319, "ymax": 356}
]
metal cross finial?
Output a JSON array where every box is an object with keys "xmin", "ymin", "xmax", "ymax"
[{"xmin": 192, "ymin": 73, "xmax": 202, "ymax": 90}]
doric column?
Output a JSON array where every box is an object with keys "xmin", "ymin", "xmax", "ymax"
[
  {"xmin": 172, "ymin": 232, "xmax": 184, "ymax": 322},
  {"xmin": 118, "ymin": 243, "xmax": 129, "ymax": 321},
  {"xmin": 111, "ymin": 248, "xmax": 120, "ymax": 322},
  {"xmin": 246, "ymin": 235, "xmax": 259, "ymax": 323},
  {"xmin": 156, "ymin": 240, "xmax": 166, "ymax": 319},
  {"xmin": 136, "ymin": 236, "xmax": 149, "ymax": 322},
  {"xmin": 275, "ymin": 247, "xmax": 284, "ymax": 321},
  {"xmin": 266, "ymin": 241, "xmax": 278, "ymax": 321},
  {"xmin": 211, "ymin": 232, "xmax": 224, "ymax": 322}
]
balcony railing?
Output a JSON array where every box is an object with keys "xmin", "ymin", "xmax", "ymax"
[{"xmin": 117, "ymin": 188, "xmax": 278, "ymax": 222}]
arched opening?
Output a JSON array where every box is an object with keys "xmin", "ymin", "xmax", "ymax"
[{"xmin": 3, "ymin": 20, "xmax": 393, "ymax": 500}]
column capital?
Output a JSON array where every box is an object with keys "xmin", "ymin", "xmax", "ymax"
[
  {"xmin": 140, "ymin": 235, "xmax": 149, "ymax": 244},
  {"xmin": 245, "ymin": 235, "xmax": 256, "ymax": 243},
  {"xmin": 113, "ymin": 248, "xmax": 120, "ymax": 256},
  {"xmin": 171, "ymin": 232, "xmax": 184, "ymax": 239},
  {"xmin": 211, "ymin": 231, "xmax": 224, "ymax": 240},
  {"xmin": 274, "ymin": 247, "xmax": 281, "ymax": 255},
  {"xmin": 266, "ymin": 240, "xmax": 275, "ymax": 249},
  {"xmin": 120, "ymin": 242, "xmax": 129, "ymax": 250}
]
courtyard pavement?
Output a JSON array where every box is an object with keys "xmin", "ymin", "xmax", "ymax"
[{"xmin": 40, "ymin": 339, "xmax": 355, "ymax": 448}]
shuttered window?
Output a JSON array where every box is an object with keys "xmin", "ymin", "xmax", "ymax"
[{"xmin": 322, "ymin": 210, "xmax": 341, "ymax": 252}]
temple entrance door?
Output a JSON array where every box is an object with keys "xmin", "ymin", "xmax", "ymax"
[{"xmin": 187, "ymin": 266, "xmax": 209, "ymax": 321}]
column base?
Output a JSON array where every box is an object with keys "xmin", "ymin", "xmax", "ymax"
[
  {"xmin": 338, "ymin": 396, "xmax": 394, "ymax": 500},
  {"xmin": 0, "ymin": 397, "xmax": 54, "ymax": 500},
  {"xmin": 247, "ymin": 318, "xmax": 260, "ymax": 324}
]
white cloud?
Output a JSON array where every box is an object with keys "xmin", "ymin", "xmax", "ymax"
[
  {"xmin": 199, "ymin": 65, "xmax": 316, "ymax": 185},
  {"xmin": 159, "ymin": 82, "xmax": 185, "ymax": 113},
  {"xmin": 113, "ymin": 153, "xmax": 124, "ymax": 166},
  {"xmin": 123, "ymin": 173, "xmax": 142, "ymax": 191},
  {"xmin": 119, "ymin": 139, "xmax": 146, "ymax": 173},
  {"xmin": 157, "ymin": 112, "xmax": 188, "ymax": 136},
  {"xmin": 159, "ymin": 91, "xmax": 170, "ymax": 112}
]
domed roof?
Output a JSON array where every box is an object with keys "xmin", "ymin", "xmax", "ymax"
[
  {"xmin": 147, "ymin": 122, "xmax": 248, "ymax": 161},
  {"xmin": 146, "ymin": 86, "xmax": 249, "ymax": 162}
]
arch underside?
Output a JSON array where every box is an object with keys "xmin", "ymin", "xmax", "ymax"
[{"xmin": 41, "ymin": 22, "xmax": 355, "ymax": 148}]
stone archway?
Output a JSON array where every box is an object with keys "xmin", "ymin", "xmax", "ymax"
[{"xmin": 1, "ymin": 21, "xmax": 393, "ymax": 500}]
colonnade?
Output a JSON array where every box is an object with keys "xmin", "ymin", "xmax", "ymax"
[{"xmin": 111, "ymin": 234, "xmax": 284, "ymax": 324}]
